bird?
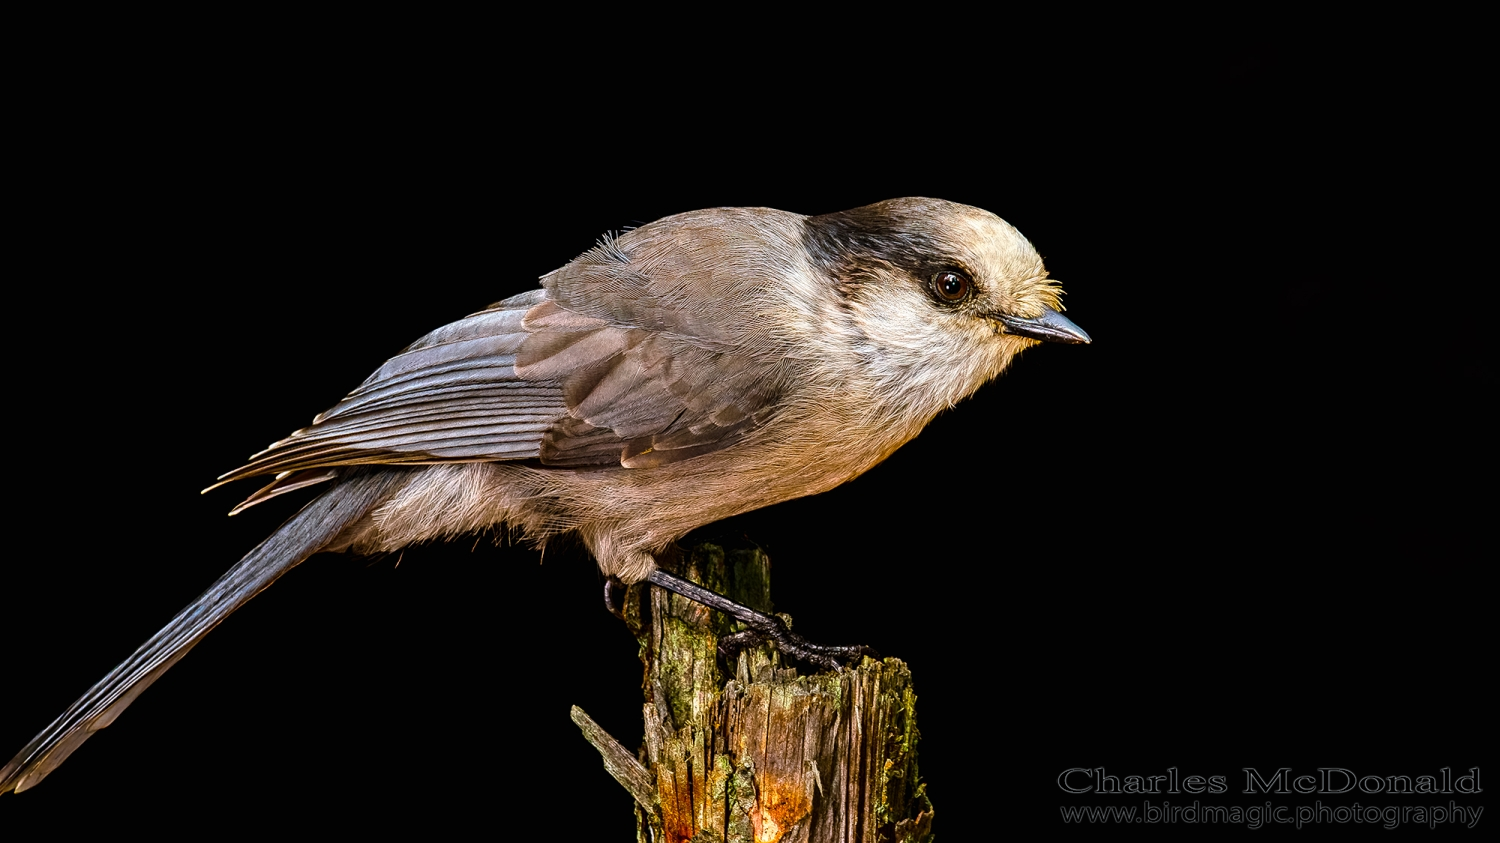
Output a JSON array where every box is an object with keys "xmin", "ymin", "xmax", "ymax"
[{"xmin": 1, "ymin": 197, "xmax": 1088, "ymax": 794}]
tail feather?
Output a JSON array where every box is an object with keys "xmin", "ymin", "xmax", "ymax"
[{"xmin": 1, "ymin": 468, "xmax": 406, "ymax": 794}]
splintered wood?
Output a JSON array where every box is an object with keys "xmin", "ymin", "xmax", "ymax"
[{"xmin": 573, "ymin": 543, "xmax": 934, "ymax": 842}]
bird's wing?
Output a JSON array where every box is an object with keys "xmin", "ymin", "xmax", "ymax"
[
  {"xmin": 210, "ymin": 289, "xmax": 561, "ymax": 506},
  {"xmin": 214, "ymin": 223, "xmax": 796, "ymax": 508},
  {"xmin": 523, "ymin": 207, "xmax": 805, "ymax": 468},
  {"xmin": 513, "ymin": 297, "xmax": 782, "ymax": 469}
]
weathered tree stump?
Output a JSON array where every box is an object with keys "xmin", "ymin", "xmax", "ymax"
[{"xmin": 573, "ymin": 542, "xmax": 934, "ymax": 842}]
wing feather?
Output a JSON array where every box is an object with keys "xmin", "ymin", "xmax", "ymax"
[{"xmin": 216, "ymin": 210, "xmax": 808, "ymax": 507}]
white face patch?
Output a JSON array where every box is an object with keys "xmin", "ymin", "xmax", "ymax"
[{"xmin": 787, "ymin": 201, "xmax": 1064, "ymax": 421}]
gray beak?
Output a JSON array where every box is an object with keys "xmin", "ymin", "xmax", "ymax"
[{"xmin": 996, "ymin": 306, "xmax": 1091, "ymax": 344}]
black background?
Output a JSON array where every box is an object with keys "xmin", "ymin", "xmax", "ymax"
[{"xmin": 4, "ymin": 28, "xmax": 1486, "ymax": 838}]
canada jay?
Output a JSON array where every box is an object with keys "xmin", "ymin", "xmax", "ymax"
[{"xmin": 2, "ymin": 197, "xmax": 1088, "ymax": 793}]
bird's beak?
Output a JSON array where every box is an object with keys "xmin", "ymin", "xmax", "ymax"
[{"xmin": 996, "ymin": 306, "xmax": 1091, "ymax": 344}]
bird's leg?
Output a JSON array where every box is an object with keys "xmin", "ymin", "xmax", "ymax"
[{"xmin": 645, "ymin": 569, "xmax": 878, "ymax": 671}]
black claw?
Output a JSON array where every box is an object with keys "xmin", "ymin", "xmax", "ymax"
[{"xmin": 603, "ymin": 576, "xmax": 628, "ymax": 621}]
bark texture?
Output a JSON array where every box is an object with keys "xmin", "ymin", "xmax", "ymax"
[{"xmin": 574, "ymin": 542, "xmax": 934, "ymax": 842}]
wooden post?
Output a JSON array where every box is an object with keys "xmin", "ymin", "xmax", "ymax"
[{"xmin": 573, "ymin": 542, "xmax": 935, "ymax": 842}]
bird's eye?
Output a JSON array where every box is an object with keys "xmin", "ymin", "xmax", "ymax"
[{"xmin": 931, "ymin": 270, "xmax": 972, "ymax": 303}]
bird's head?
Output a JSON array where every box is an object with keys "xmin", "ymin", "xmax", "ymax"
[{"xmin": 801, "ymin": 197, "xmax": 1089, "ymax": 412}]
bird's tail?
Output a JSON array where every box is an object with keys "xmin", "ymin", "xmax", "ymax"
[{"xmin": 0, "ymin": 468, "xmax": 405, "ymax": 794}]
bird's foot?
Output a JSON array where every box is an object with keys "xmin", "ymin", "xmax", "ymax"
[
  {"xmin": 717, "ymin": 616, "xmax": 878, "ymax": 672},
  {"xmin": 645, "ymin": 569, "xmax": 877, "ymax": 671}
]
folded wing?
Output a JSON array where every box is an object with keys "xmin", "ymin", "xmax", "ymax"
[{"xmin": 215, "ymin": 221, "xmax": 794, "ymax": 509}]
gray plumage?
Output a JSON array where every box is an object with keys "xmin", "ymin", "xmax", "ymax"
[{"xmin": 2, "ymin": 197, "xmax": 1087, "ymax": 794}]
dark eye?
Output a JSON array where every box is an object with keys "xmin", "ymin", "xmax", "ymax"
[{"xmin": 931, "ymin": 270, "xmax": 972, "ymax": 303}]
